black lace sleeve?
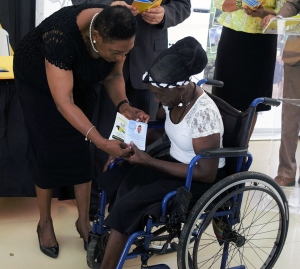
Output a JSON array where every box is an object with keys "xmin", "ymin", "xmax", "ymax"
[{"xmin": 41, "ymin": 29, "xmax": 76, "ymax": 70}]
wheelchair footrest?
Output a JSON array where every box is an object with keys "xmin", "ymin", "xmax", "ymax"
[{"xmin": 141, "ymin": 264, "xmax": 170, "ymax": 269}]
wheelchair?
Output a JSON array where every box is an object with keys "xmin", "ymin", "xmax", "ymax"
[{"xmin": 86, "ymin": 78, "xmax": 289, "ymax": 269}]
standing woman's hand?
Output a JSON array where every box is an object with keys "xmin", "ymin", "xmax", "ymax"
[
  {"xmin": 119, "ymin": 104, "xmax": 150, "ymax": 123},
  {"xmin": 110, "ymin": 1, "xmax": 139, "ymax": 16},
  {"xmin": 100, "ymin": 139, "xmax": 133, "ymax": 159},
  {"xmin": 142, "ymin": 6, "xmax": 165, "ymax": 25},
  {"xmin": 261, "ymin": 14, "xmax": 276, "ymax": 28},
  {"xmin": 244, "ymin": 5, "xmax": 267, "ymax": 18}
]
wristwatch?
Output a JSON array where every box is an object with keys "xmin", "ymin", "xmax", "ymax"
[{"xmin": 117, "ymin": 100, "xmax": 132, "ymax": 112}]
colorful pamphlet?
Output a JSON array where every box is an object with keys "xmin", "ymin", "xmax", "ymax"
[
  {"xmin": 242, "ymin": 0, "xmax": 263, "ymax": 10},
  {"xmin": 263, "ymin": 14, "xmax": 300, "ymax": 34},
  {"xmin": 109, "ymin": 112, "xmax": 148, "ymax": 150},
  {"xmin": 132, "ymin": 0, "xmax": 162, "ymax": 14}
]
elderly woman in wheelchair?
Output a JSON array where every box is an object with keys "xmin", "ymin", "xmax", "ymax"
[{"xmin": 88, "ymin": 36, "xmax": 289, "ymax": 269}]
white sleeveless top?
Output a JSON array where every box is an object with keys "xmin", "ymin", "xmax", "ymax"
[{"xmin": 163, "ymin": 90, "xmax": 225, "ymax": 168}]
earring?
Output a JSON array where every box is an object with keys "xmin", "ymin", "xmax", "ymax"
[
  {"xmin": 93, "ymin": 40, "xmax": 96, "ymax": 43},
  {"xmin": 178, "ymin": 94, "xmax": 183, "ymax": 107}
]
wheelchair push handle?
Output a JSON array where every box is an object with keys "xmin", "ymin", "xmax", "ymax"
[
  {"xmin": 263, "ymin": 97, "xmax": 281, "ymax": 107},
  {"xmin": 250, "ymin": 97, "xmax": 281, "ymax": 108},
  {"xmin": 197, "ymin": 78, "xmax": 224, "ymax": 87}
]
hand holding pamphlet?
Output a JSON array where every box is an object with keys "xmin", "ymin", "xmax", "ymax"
[
  {"xmin": 109, "ymin": 112, "xmax": 148, "ymax": 151},
  {"xmin": 132, "ymin": 0, "xmax": 162, "ymax": 14}
]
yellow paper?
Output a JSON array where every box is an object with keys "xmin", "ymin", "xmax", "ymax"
[
  {"xmin": 132, "ymin": 0, "xmax": 162, "ymax": 14},
  {"xmin": 0, "ymin": 56, "xmax": 14, "ymax": 79},
  {"xmin": 263, "ymin": 14, "xmax": 300, "ymax": 34}
]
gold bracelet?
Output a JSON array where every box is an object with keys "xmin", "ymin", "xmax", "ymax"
[
  {"xmin": 236, "ymin": 0, "xmax": 243, "ymax": 9},
  {"xmin": 85, "ymin": 126, "xmax": 95, "ymax": 141}
]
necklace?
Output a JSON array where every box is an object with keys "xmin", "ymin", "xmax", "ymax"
[
  {"xmin": 171, "ymin": 82, "xmax": 197, "ymax": 124},
  {"xmin": 89, "ymin": 13, "xmax": 99, "ymax": 53}
]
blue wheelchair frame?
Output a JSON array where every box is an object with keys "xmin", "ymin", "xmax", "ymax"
[{"xmin": 89, "ymin": 78, "xmax": 282, "ymax": 269}]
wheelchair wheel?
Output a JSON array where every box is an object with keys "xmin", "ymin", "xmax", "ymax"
[
  {"xmin": 178, "ymin": 171, "xmax": 289, "ymax": 269},
  {"xmin": 86, "ymin": 232, "xmax": 109, "ymax": 269}
]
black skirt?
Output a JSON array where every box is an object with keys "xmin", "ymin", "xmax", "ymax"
[
  {"xmin": 16, "ymin": 79, "xmax": 95, "ymax": 189},
  {"xmin": 212, "ymin": 26, "xmax": 277, "ymax": 112},
  {"xmin": 97, "ymin": 156, "xmax": 226, "ymax": 235}
]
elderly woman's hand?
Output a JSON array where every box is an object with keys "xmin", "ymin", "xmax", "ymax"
[
  {"xmin": 120, "ymin": 105, "xmax": 150, "ymax": 123},
  {"xmin": 110, "ymin": 1, "xmax": 139, "ymax": 16},
  {"xmin": 123, "ymin": 142, "xmax": 152, "ymax": 166}
]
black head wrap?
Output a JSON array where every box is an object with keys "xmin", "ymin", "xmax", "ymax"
[{"xmin": 142, "ymin": 36, "xmax": 208, "ymax": 88}]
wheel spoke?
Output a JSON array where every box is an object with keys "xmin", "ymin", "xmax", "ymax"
[{"xmin": 179, "ymin": 175, "xmax": 288, "ymax": 269}]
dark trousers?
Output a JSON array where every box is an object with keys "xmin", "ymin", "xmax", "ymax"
[{"xmin": 277, "ymin": 64, "xmax": 300, "ymax": 179}]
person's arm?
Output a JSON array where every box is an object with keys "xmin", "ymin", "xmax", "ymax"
[
  {"xmin": 218, "ymin": 0, "xmax": 241, "ymax": 12},
  {"xmin": 124, "ymin": 133, "xmax": 220, "ymax": 183},
  {"xmin": 277, "ymin": 0, "xmax": 300, "ymax": 17},
  {"xmin": 262, "ymin": 0, "xmax": 300, "ymax": 28},
  {"xmin": 102, "ymin": 59, "xmax": 149, "ymax": 123},
  {"xmin": 45, "ymin": 60, "xmax": 133, "ymax": 158}
]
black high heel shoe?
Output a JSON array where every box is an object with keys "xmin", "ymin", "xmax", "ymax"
[
  {"xmin": 75, "ymin": 219, "xmax": 88, "ymax": 251},
  {"xmin": 37, "ymin": 225, "xmax": 59, "ymax": 258}
]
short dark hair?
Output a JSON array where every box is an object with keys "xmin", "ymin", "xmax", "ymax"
[{"xmin": 94, "ymin": 6, "xmax": 138, "ymax": 42}]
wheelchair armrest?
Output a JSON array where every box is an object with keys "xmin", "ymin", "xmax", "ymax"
[
  {"xmin": 184, "ymin": 147, "xmax": 249, "ymax": 191},
  {"xmin": 199, "ymin": 147, "xmax": 248, "ymax": 158}
]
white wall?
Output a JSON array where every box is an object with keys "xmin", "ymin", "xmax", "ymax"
[
  {"xmin": 168, "ymin": 0, "xmax": 211, "ymax": 81},
  {"xmin": 36, "ymin": 0, "xmax": 73, "ymax": 26}
]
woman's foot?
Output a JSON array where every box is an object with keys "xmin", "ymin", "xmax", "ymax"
[
  {"xmin": 75, "ymin": 219, "xmax": 91, "ymax": 250},
  {"xmin": 37, "ymin": 220, "xmax": 59, "ymax": 258}
]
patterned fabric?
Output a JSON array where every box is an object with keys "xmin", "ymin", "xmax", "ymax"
[
  {"xmin": 214, "ymin": 0, "xmax": 285, "ymax": 33},
  {"xmin": 13, "ymin": 4, "xmax": 115, "ymax": 96},
  {"xmin": 186, "ymin": 93, "xmax": 224, "ymax": 138},
  {"xmin": 142, "ymin": 71, "xmax": 190, "ymax": 88},
  {"xmin": 42, "ymin": 29, "xmax": 76, "ymax": 70}
]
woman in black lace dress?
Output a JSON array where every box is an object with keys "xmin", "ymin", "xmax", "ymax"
[{"xmin": 13, "ymin": 4, "xmax": 148, "ymax": 258}]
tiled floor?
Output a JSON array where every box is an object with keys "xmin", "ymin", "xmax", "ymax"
[{"xmin": 1, "ymin": 139, "xmax": 300, "ymax": 269}]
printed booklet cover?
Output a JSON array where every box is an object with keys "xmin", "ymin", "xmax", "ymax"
[
  {"xmin": 242, "ymin": 0, "xmax": 263, "ymax": 10},
  {"xmin": 132, "ymin": 0, "xmax": 162, "ymax": 14},
  {"xmin": 109, "ymin": 112, "xmax": 148, "ymax": 150}
]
